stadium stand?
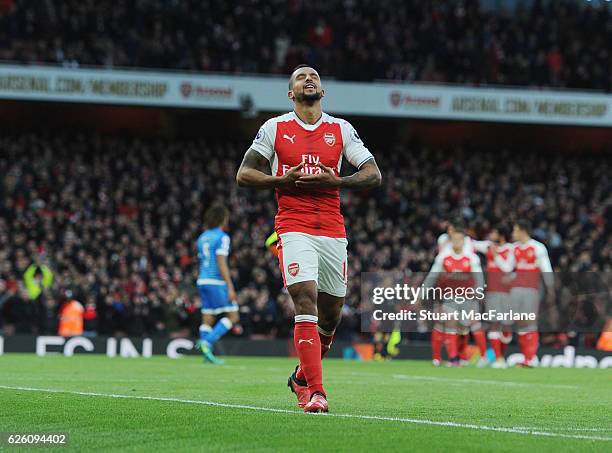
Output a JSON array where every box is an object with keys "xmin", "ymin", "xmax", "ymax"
[
  {"xmin": 0, "ymin": 133, "xmax": 609, "ymax": 339},
  {"xmin": 0, "ymin": 0, "xmax": 610, "ymax": 90}
]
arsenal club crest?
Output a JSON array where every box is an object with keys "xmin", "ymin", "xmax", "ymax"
[
  {"xmin": 288, "ymin": 262, "xmax": 300, "ymax": 277},
  {"xmin": 323, "ymin": 132, "xmax": 336, "ymax": 146}
]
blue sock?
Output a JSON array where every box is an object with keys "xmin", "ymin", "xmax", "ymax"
[
  {"xmin": 207, "ymin": 317, "xmax": 233, "ymax": 345},
  {"xmin": 199, "ymin": 324, "xmax": 212, "ymax": 343}
]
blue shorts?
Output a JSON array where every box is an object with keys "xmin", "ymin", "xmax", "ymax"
[{"xmin": 198, "ymin": 284, "xmax": 238, "ymax": 315}]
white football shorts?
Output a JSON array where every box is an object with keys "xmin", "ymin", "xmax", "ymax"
[{"xmin": 278, "ymin": 232, "xmax": 348, "ymax": 297}]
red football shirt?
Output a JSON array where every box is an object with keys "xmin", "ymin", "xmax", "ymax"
[
  {"xmin": 494, "ymin": 239, "xmax": 554, "ymax": 289},
  {"xmin": 484, "ymin": 243, "xmax": 512, "ymax": 293},
  {"xmin": 427, "ymin": 249, "xmax": 482, "ymax": 290},
  {"xmin": 249, "ymin": 111, "xmax": 374, "ymax": 238}
]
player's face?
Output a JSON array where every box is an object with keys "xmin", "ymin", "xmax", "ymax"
[
  {"xmin": 489, "ymin": 229, "xmax": 499, "ymax": 242},
  {"xmin": 450, "ymin": 231, "xmax": 464, "ymax": 252},
  {"xmin": 512, "ymin": 225, "xmax": 523, "ymax": 242},
  {"xmin": 289, "ymin": 67, "xmax": 324, "ymax": 103}
]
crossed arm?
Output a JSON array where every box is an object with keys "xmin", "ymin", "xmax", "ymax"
[
  {"xmin": 236, "ymin": 149, "xmax": 382, "ymax": 190},
  {"xmin": 235, "ymin": 149, "xmax": 282, "ymax": 189},
  {"xmin": 332, "ymin": 158, "xmax": 382, "ymax": 190}
]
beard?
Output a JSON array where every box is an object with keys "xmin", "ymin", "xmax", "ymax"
[{"xmin": 295, "ymin": 89, "xmax": 322, "ymax": 104}]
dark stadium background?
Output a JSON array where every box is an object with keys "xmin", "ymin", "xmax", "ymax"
[{"xmin": 0, "ymin": 0, "xmax": 610, "ymax": 355}]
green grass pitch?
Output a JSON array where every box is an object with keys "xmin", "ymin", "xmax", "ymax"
[{"xmin": 0, "ymin": 354, "xmax": 610, "ymax": 452}]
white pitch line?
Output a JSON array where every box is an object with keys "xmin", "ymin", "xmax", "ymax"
[
  {"xmin": 0, "ymin": 385, "xmax": 609, "ymax": 442},
  {"xmin": 510, "ymin": 426, "xmax": 612, "ymax": 433},
  {"xmin": 391, "ymin": 374, "xmax": 579, "ymax": 389}
]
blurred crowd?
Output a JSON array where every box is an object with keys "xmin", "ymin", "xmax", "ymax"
[
  {"xmin": 0, "ymin": 133, "xmax": 609, "ymax": 341},
  {"xmin": 1, "ymin": 0, "xmax": 611, "ymax": 90}
]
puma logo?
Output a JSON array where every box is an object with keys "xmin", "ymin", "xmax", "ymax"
[
  {"xmin": 283, "ymin": 134, "xmax": 296, "ymax": 144},
  {"xmin": 298, "ymin": 338, "xmax": 314, "ymax": 345}
]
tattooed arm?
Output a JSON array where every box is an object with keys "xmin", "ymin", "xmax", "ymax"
[
  {"xmin": 338, "ymin": 158, "xmax": 382, "ymax": 189},
  {"xmin": 236, "ymin": 149, "xmax": 303, "ymax": 189}
]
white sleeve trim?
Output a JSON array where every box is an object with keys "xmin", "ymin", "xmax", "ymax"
[
  {"xmin": 356, "ymin": 156, "xmax": 374, "ymax": 169},
  {"xmin": 252, "ymin": 147, "xmax": 272, "ymax": 160}
]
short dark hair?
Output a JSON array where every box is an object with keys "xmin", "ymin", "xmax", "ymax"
[
  {"xmin": 515, "ymin": 219, "xmax": 532, "ymax": 235},
  {"xmin": 449, "ymin": 216, "xmax": 466, "ymax": 231},
  {"xmin": 288, "ymin": 64, "xmax": 314, "ymax": 89},
  {"xmin": 452, "ymin": 224, "xmax": 466, "ymax": 234},
  {"xmin": 494, "ymin": 224, "xmax": 510, "ymax": 241},
  {"xmin": 204, "ymin": 204, "xmax": 229, "ymax": 229}
]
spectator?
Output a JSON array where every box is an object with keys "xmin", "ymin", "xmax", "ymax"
[
  {"xmin": 58, "ymin": 292, "xmax": 84, "ymax": 337},
  {"xmin": 0, "ymin": 132, "xmax": 609, "ymax": 339},
  {"xmin": 23, "ymin": 263, "xmax": 53, "ymax": 301},
  {"xmin": 0, "ymin": 0, "xmax": 610, "ymax": 91},
  {"xmin": 82, "ymin": 297, "xmax": 97, "ymax": 336},
  {"xmin": 38, "ymin": 294, "xmax": 59, "ymax": 335},
  {"xmin": 248, "ymin": 289, "xmax": 277, "ymax": 339},
  {"xmin": 2, "ymin": 284, "xmax": 37, "ymax": 334}
]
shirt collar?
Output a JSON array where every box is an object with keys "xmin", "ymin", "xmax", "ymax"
[{"xmin": 291, "ymin": 110, "xmax": 325, "ymax": 130}]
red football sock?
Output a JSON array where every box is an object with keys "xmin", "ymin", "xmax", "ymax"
[
  {"xmin": 490, "ymin": 338, "xmax": 503, "ymax": 358},
  {"xmin": 294, "ymin": 318, "xmax": 325, "ymax": 397},
  {"xmin": 431, "ymin": 329, "xmax": 443, "ymax": 361},
  {"xmin": 525, "ymin": 331, "xmax": 539, "ymax": 361},
  {"xmin": 445, "ymin": 332, "xmax": 458, "ymax": 360},
  {"xmin": 295, "ymin": 328, "xmax": 334, "ymax": 382},
  {"xmin": 458, "ymin": 334, "xmax": 469, "ymax": 361},
  {"xmin": 488, "ymin": 332, "xmax": 503, "ymax": 359},
  {"xmin": 472, "ymin": 330, "xmax": 487, "ymax": 357}
]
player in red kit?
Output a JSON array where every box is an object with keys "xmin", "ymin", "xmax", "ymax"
[
  {"xmin": 423, "ymin": 227, "xmax": 485, "ymax": 367},
  {"xmin": 495, "ymin": 220, "xmax": 555, "ymax": 367},
  {"xmin": 469, "ymin": 226, "xmax": 514, "ymax": 368},
  {"xmin": 437, "ymin": 217, "xmax": 482, "ymax": 256},
  {"xmin": 438, "ymin": 218, "xmax": 489, "ymax": 366},
  {"xmin": 236, "ymin": 65, "xmax": 382, "ymax": 413}
]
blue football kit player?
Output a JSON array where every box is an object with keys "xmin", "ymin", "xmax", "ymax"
[{"xmin": 196, "ymin": 204, "xmax": 239, "ymax": 364}]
